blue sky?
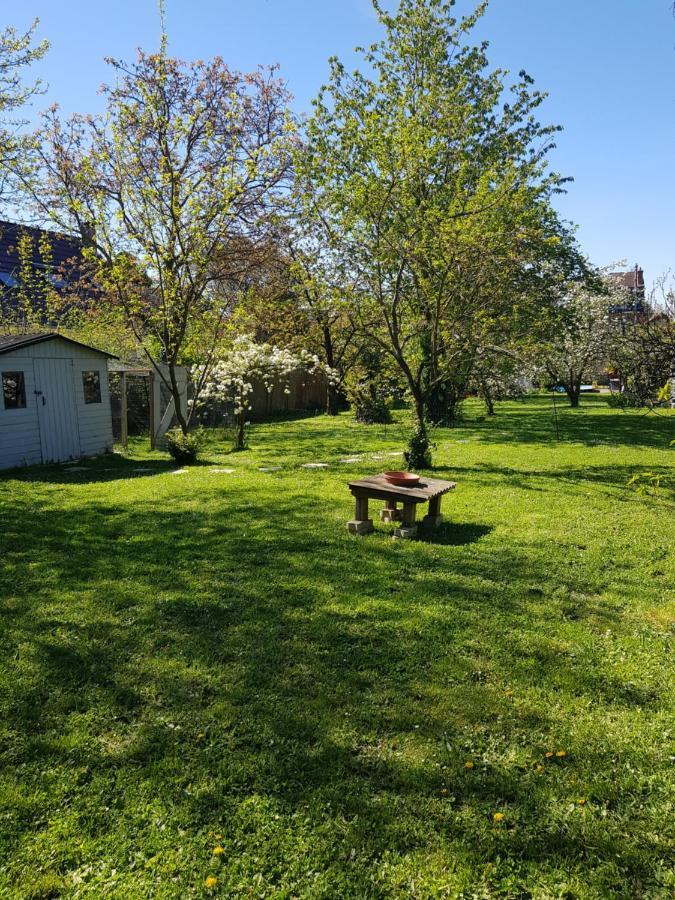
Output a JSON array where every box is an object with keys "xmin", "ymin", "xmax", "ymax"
[{"xmin": 12, "ymin": 0, "xmax": 675, "ymax": 289}]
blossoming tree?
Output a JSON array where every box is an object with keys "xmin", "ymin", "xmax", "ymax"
[{"xmin": 196, "ymin": 336, "xmax": 328, "ymax": 449}]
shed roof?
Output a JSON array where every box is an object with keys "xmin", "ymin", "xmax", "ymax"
[{"xmin": 0, "ymin": 332, "xmax": 117, "ymax": 359}]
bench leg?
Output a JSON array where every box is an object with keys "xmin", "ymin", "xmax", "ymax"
[
  {"xmin": 393, "ymin": 501, "xmax": 417, "ymax": 539},
  {"xmin": 423, "ymin": 495, "xmax": 443, "ymax": 529},
  {"xmin": 380, "ymin": 499, "xmax": 402, "ymax": 523},
  {"xmin": 347, "ymin": 495, "xmax": 374, "ymax": 535}
]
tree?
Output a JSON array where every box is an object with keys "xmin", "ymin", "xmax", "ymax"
[
  {"xmin": 298, "ymin": 0, "xmax": 584, "ymax": 465},
  {"xmin": 609, "ymin": 274, "xmax": 675, "ymax": 405},
  {"xmin": 196, "ymin": 336, "xmax": 324, "ymax": 450},
  {"xmin": 468, "ymin": 349, "xmax": 527, "ymax": 416},
  {"xmin": 239, "ymin": 208, "xmax": 362, "ymax": 416},
  {"xmin": 536, "ymin": 276, "xmax": 620, "ymax": 407},
  {"xmin": 25, "ymin": 47, "xmax": 291, "ymax": 433},
  {"xmin": 0, "ymin": 19, "xmax": 48, "ymax": 208}
]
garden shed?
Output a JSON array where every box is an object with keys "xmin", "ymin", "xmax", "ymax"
[{"xmin": 0, "ymin": 332, "xmax": 116, "ymax": 470}]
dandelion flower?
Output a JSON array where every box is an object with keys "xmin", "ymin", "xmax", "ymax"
[
  {"xmin": 212, "ymin": 846, "xmax": 225, "ymax": 857},
  {"xmin": 493, "ymin": 812, "xmax": 505, "ymax": 822},
  {"xmin": 556, "ymin": 750, "xmax": 566, "ymax": 758},
  {"xmin": 465, "ymin": 761, "xmax": 474, "ymax": 769},
  {"xmin": 577, "ymin": 798, "xmax": 586, "ymax": 805},
  {"xmin": 535, "ymin": 764, "xmax": 545, "ymax": 774},
  {"xmin": 204, "ymin": 876, "xmax": 218, "ymax": 888},
  {"xmin": 545, "ymin": 752, "xmax": 554, "ymax": 759}
]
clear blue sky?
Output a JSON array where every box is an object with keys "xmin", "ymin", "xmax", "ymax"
[{"xmin": 12, "ymin": 0, "xmax": 675, "ymax": 290}]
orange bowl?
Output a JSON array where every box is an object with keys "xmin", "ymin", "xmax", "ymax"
[{"xmin": 383, "ymin": 471, "xmax": 420, "ymax": 487}]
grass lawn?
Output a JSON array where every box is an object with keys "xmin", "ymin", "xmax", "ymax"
[{"xmin": 0, "ymin": 395, "xmax": 673, "ymax": 898}]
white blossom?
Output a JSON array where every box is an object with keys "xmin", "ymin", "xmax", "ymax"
[{"xmin": 194, "ymin": 335, "xmax": 332, "ymax": 417}]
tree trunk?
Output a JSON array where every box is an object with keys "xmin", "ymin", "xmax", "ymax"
[
  {"xmin": 164, "ymin": 362, "xmax": 189, "ymax": 435},
  {"xmin": 323, "ymin": 326, "xmax": 340, "ymax": 416},
  {"xmin": 481, "ymin": 382, "xmax": 495, "ymax": 416},
  {"xmin": 413, "ymin": 392, "xmax": 426, "ymax": 431},
  {"xmin": 567, "ymin": 384, "xmax": 581, "ymax": 408},
  {"xmin": 235, "ymin": 411, "xmax": 246, "ymax": 450},
  {"xmin": 326, "ymin": 383, "xmax": 340, "ymax": 416}
]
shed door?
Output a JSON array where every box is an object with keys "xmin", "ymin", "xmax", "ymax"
[{"xmin": 33, "ymin": 358, "xmax": 81, "ymax": 463}]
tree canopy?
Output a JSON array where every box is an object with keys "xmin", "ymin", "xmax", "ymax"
[{"xmin": 297, "ymin": 0, "xmax": 587, "ymax": 462}]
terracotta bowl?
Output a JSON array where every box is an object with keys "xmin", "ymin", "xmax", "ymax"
[{"xmin": 383, "ymin": 471, "xmax": 420, "ymax": 487}]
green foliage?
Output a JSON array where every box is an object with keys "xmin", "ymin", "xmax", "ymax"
[
  {"xmin": 345, "ymin": 344, "xmax": 395, "ymax": 424},
  {"xmin": 28, "ymin": 47, "xmax": 292, "ymax": 433},
  {"xmin": 626, "ymin": 470, "xmax": 674, "ymax": 497},
  {"xmin": 0, "ymin": 19, "xmax": 49, "ymax": 204},
  {"xmin": 298, "ymin": 0, "xmax": 586, "ymax": 450},
  {"xmin": 404, "ymin": 423, "xmax": 433, "ymax": 469},
  {"xmin": 351, "ymin": 387, "xmax": 391, "ymax": 425},
  {"xmin": 0, "ymin": 396, "xmax": 673, "ymax": 895},
  {"xmin": 164, "ymin": 426, "xmax": 205, "ymax": 465},
  {"xmin": 607, "ymin": 391, "xmax": 640, "ymax": 409}
]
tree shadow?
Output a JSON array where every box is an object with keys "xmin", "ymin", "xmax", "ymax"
[
  {"xmin": 463, "ymin": 394, "xmax": 674, "ymax": 450},
  {"xmin": 419, "ymin": 522, "xmax": 492, "ymax": 545},
  {"xmin": 0, "ymin": 405, "xmax": 672, "ymax": 893}
]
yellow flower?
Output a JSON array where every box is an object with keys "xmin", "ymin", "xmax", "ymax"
[
  {"xmin": 505, "ymin": 689, "xmax": 513, "ymax": 696},
  {"xmin": 197, "ymin": 732, "xmax": 205, "ymax": 740},
  {"xmin": 465, "ymin": 761, "xmax": 474, "ymax": 769},
  {"xmin": 493, "ymin": 812, "xmax": 505, "ymax": 822},
  {"xmin": 535, "ymin": 764, "xmax": 544, "ymax": 774},
  {"xmin": 204, "ymin": 876, "xmax": 218, "ymax": 888},
  {"xmin": 556, "ymin": 750, "xmax": 566, "ymax": 758},
  {"xmin": 577, "ymin": 798, "xmax": 587, "ymax": 805},
  {"xmin": 212, "ymin": 846, "xmax": 225, "ymax": 857}
]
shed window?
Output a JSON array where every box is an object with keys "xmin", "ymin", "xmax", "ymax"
[
  {"xmin": 82, "ymin": 370, "xmax": 102, "ymax": 404},
  {"xmin": 2, "ymin": 371, "xmax": 26, "ymax": 409}
]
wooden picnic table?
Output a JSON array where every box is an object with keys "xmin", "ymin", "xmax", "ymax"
[{"xmin": 347, "ymin": 474, "xmax": 456, "ymax": 539}]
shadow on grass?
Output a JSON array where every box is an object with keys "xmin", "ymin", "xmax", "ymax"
[
  {"xmin": 462, "ymin": 394, "xmax": 675, "ymax": 450},
  {"xmin": 419, "ymin": 522, "xmax": 492, "ymax": 545},
  {"xmin": 1, "ymin": 454, "xmax": 214, "ymax": 485},
  {"xmin": 0, "ymin": 476, "xmax": 668, "ymax": 894}
]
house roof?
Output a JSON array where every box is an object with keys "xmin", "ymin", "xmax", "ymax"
[
  {"xmin": 0, "ymin": 332, "xmax": 117, "ymax": 359},
  {"xmin": 0, "ymin": 219, "xmax": 84, "ymax": 275},
  {"xmin": 609, "ymin": 266, "xmax": 645, "ymax": 293}
]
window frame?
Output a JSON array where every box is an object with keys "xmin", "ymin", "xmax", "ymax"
[{"xmin": 2, "ymin": 370, "xmax": 27, "ymax": 410}]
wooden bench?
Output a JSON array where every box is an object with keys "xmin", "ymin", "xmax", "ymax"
[{"xmin": 347, "ymin": 474, "xmax": 457, "ymax": 539}]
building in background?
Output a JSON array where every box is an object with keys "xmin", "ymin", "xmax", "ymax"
[{"xmin": 608, "ymin": 264, "xmax": 646, "ymax": 320}]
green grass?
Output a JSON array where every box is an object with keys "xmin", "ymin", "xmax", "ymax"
[{"xmin": 0, "ymin": 395, "xmax": 673, "ymax": 898}]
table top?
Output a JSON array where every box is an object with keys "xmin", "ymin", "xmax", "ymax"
[{"xmin": 348, "ymin": 474, "xmax": 456, "ymax": 503}]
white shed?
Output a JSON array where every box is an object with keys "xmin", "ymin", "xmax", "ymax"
[{"xmin": 0, "ymin": 332, "xmax": 116, "ymax": 470}]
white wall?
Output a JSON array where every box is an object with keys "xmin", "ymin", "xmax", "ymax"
[
  {"xmin": 72, "ymin": 357, "xmax": 113, "ymax": 457},
  {"xmin": 0, "ymin": 354, "xmax": 42, "ymax": 470},
  {"xmin": 0, "ymin": 338, "xmax": 114, "ymax": 470}
]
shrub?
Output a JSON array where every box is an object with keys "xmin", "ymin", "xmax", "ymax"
[
  {"xmin": 351, "ymin": 384, "xmax": 392, "ymax": 424},
  {"xmin": 404, "ymin": 425, "xmax": 433, "ymax": 470},
  {"xmin": 164, "ymin": 426, "xmax": 205, "ymax": 465}
]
